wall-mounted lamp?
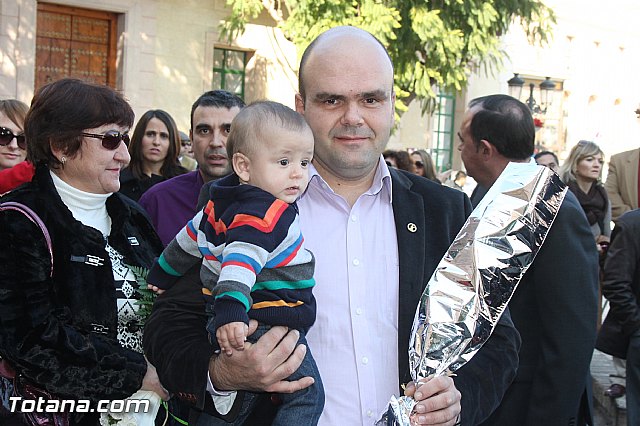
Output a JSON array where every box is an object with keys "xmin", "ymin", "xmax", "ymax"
[{"xmin": 507, "ymin": 73, "xmax": 556, "ymax": 115}]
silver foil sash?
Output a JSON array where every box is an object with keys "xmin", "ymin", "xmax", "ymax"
[{"xmin": 377, "ymin": 162, "xmax": 567, "ymax": 425}]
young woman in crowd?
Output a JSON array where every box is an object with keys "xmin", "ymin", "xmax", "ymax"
[
  {"xmin": 411, "ymin": 149, "xmax": 440, "ymax": 182},
  {"xmin": 559, "ymin": 140, "xmax": 611, "ymax": 252},
  {"xmin": 0, "ymin": 99, "xmax": 29, "ymax": 172},
  {"xmin": 0, "ymin": 100, "xmax": 34, "ymax": 194},
  {"xmin": 119, "ymin": 109, "xmax": 186, "ymax": 201}
]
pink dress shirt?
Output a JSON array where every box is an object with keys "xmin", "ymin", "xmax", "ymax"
[{"xmin": 298, "ymin": 158, "xmax": 400, "ymax": 425}]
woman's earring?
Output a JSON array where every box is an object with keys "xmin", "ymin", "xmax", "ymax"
[{"xmin": 61, "ymin": 156, "xmax": 67, "ymax": 165}]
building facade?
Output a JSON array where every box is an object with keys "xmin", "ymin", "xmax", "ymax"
[
  {"xmin": 0, "ymin": 0, "xmax": 298, "ymax": 133},
  {"xmin": 2, "ymin": 0, "xmax": 639, "ymax": 171}
]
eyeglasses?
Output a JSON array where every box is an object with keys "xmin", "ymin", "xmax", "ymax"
[
  {"xmin": 181, "ymin": 141, "xmax": 192, "ymax": 147},
  {"xmin": 0, "ymin": 127, "xmax": 27, "ymax": 150},
  {"xmin": 414, "ymin": 161, "xmax": 424, "ymax": 168},
  {"xmin": 81, "ymin": 130, "xmax": 130, "ymax": 150}
]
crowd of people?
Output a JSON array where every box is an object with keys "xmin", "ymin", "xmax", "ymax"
[{"xmin": 0, "ymin": 24, "xmax": 638, "ymax": 426}]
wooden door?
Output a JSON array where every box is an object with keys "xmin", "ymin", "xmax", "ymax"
[{"xmin": 35, "ymin": 3, "xmax": 118, "ymax": 90}]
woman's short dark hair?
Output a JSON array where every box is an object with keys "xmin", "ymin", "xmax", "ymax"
[
  {"xmin": 25, "ymin": 78, "xmax": 134, "ymax": 168},
  {"xmin": 383, "ymin": 149, "xmax": 415, "ymax": 174},
  {"xmin": 128, "ymin": 109, "xmax": 185, "ymax": 180}
]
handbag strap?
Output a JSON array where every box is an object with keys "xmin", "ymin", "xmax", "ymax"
[{"xmin": 0, "ymin": 201, "xmax": 53, "ymax": 278}]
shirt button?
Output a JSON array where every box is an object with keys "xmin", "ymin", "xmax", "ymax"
[
  {"xmin": 367, "ymin": 410, "xmax": 373, "ymax": 417},
  {"xmin": 353, "ymin": 259, "xmax": 360, "ymax": 266},
  {"xmin": 356, "ymin": 308, "xmax": 363, "ymax": 315},
  {"xmin": 351, "ymin": 214, "xmax": 357, "ymax": 222},
  {"xmin": 362, "ymin": 356, "xmax": 369, "ymax": 364}
]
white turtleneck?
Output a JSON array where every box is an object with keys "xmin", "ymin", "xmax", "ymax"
[{"xmin": 50, "ymin": 171, "xmax": 112, "ymax": 237}]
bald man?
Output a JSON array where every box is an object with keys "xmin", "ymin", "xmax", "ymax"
[{"xmin": 144, "ymin": 27, "xmax": 520, "ymax": 426}]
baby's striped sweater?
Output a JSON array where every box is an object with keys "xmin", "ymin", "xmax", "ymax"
[{"xmin": 147, "ymin": 174, "xmax": 316, "ymax": 330}]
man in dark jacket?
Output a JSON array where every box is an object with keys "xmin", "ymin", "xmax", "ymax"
[
  {"xmin": 599, "ymin": 209, "xmax": 640, "ymax": 425},
  {"xmin": 459, "ymin": 94, "xmax": 599, "ymax": 425},
  {"xmin": 145, "ymin": 27, "xmax": 521, "ymax": 426}
]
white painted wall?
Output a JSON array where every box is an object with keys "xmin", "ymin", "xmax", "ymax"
[{"xmin": 0, "ymin": 0, "xmax": 298, "ymax": 133}]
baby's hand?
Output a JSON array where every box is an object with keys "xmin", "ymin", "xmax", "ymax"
[
  {"xmin": 147, "ymin": 283, "xmax": 165, "ymax": 295},
  {"xmin": 216, "ymin": 322, "xmax": 249, "ymax": 356}
]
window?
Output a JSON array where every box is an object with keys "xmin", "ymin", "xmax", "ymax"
[
  {"xmin": 212, "ymin": 48, "xmax": 247, "ymax": 98},
  {"xmin": 431, "ymin": 93, "xmax": 456, "ymax": 172}
]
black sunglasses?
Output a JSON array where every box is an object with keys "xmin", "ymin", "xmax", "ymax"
[
  {"xmin": 81, "ymin": 130, "xmax": 130, "ymax": 150},
  {"xmin": 414, "ymin": 160, "xmax": 424, "ymax": 168},
  {"xmin": 0, "ymin": 127, "xmax": 26, "ymax": 150}
]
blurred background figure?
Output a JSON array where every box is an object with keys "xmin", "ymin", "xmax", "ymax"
[
  {"xmin": 178, "ymin": 130, "xmax": 197, "ymax": 171},
  {"xmin": 0, "ymin": 99, "xmax": 32, "ymax": 193},
  {"xmin": 383, "ymin": 149, "xmax": 415, "ymax": 173},
  {"xmin": 597, "ymin": 208, "xmax": 640, "ymax": 426},
  {"xmin": 119, "ymin": 109, "xmax": 187, "ymax": 201},
  {"xmin": 534, "ymin": 150, "xmax": 559, "ymax": 173},
  {"xmin": 605, "ymin": 147, "xmax": 639, "ymax": 222},
  {"xmin": 383, "ymin": 149, "xmax": 398, "ymax": 168},
  {"xmin": 444, "ymin": 170, "xmax": 467, "ymax": 192},
  {"xmin": 559, "ymin": 140, "xmax": 611, "ymax": 252},
  {"xmin": 411, "ymin": 149, "xmax": 440, "ymax": 182},
  {"xmin": 395, "ymin": 150, "xmax": 416, "ymax": 174},
  {"xmin": 0, "ymin": 78, "xmax": 169, "ymax": 425}
]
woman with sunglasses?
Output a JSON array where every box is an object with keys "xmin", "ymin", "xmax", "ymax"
[
  {"xmin": 411, "ymin": 149, "xmax": 440, "ymax": 183},
  {"xmin": 0, "ymin": 99, "xmax": 34, "ymax": 194},
  {"xmin": 0, "ymin": 79, "xmax": 170, "ymax": 425},
  {"xmin": 0, "ymin": 99, "xmax": 29, "ymax": 171},
  {"xmin": 119, "ymin": 109, "xmax": 187, "ymax": 201}
]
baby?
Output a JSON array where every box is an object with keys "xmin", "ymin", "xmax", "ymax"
[{"xmin": 147, "ymin": 100, "xmax": 323, "ymax": 425}]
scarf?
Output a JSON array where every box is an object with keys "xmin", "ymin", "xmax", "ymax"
[{"xmin": 568, "ymin": 180, "xmax": 608, "ymax": 233}]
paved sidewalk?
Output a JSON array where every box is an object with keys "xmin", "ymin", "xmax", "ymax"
[{"xmin": 592, "ymin": 349, "xmax": 626, "ymax": 426}]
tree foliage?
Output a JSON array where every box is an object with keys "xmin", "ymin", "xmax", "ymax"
[{"xmin": 221, "ymin": 0, "xmax": 555, "ymax": 113}]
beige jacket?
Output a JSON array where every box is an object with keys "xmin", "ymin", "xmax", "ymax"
[{"xmin": 605, "ymin": 148, "xmax": 639, "ymax": 221}]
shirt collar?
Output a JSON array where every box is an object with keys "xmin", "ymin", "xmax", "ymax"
[{"xmin": 302, "ymin": 155, "xmax": 393, "ymax": 203}]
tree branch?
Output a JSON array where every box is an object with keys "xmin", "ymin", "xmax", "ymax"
[{"xmin": 261, "ymin": 0, "xmax": 284, "ymax": 25}]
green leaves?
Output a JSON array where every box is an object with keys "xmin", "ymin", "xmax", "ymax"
[
  {"xmin": 221, "ymin": 0, "xmax": 555, "ymax": 115},
  {"xmin": 126, "ymin": 265, "xmax": 156, "ymax": 325}
]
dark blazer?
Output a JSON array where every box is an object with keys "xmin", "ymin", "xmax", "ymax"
[
  {"xmin": 481, "ymin": 190, "xmax": 599, "ymax": 426},
  {"xmin": 143, "ymin": 169, "xmax": 521, "ymax": 425},
  {"xmin": 597, "ymin": 209, "xmax": 640, "ymax": 358},
  {"xmin": 389, "ymin": 169, "xmax": 520, "ymax": 425}
]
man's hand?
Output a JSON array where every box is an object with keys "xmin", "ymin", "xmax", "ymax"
[
  {"xmin": 404, "ymin": 376, "xmax": 461, "ymax": 425},
  {"xmin": 141, "ymin": 361, "xmax": 170, "ymax": 401},
  {"xmin": 208, "ymin": 320, "xmax": 314, "ymax": 393}
]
